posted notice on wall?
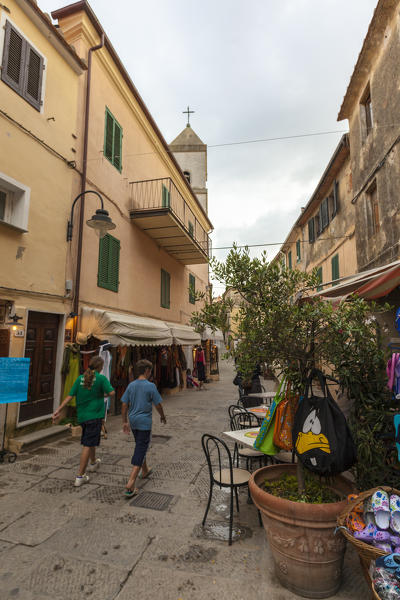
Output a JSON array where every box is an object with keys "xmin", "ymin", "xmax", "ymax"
[{"xmin": 0, "ymin": 358, "xmax": 30, "ymax": 404}]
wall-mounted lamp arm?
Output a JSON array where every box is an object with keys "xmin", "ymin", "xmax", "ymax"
[{"xmin": 67, "ymin": 190, "xmax": 104, "ymax": 241}]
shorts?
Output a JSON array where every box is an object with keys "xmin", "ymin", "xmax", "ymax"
[
  {"xmin": 131, "ymin": 429, "xmax": 151, "ymax": 466},
  {"xmin": 80, "ymin": 418, "xmax": 103, "ymax": 447}
]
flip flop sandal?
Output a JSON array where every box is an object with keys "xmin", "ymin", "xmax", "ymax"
[
  {"xmin": 373, "ymin": 542, "xmax": 392, "ymax": 553},
  {"xmin": 390, "ymin": 495, "xmax": 400, "ymax": 533},
  {"xmin": 376, "ymin": 553, "xmax": 400, "ymax": 571},
  {"xmin": 346, "ymin": 512, "xmax": 366, "ymax": 532},
  {"xmin": 354, "ymin": 523, "xmax": 377, "ymax": 543},
  {"xmin": 138, "ymin": 467, "xmax": 153, "ymax": 480},
  {"xmin": 390, "ymin": 535, "xmax": 400, "ymax": 547},
  {"xmin": 374, "ymin": 530, "xmax": 391, "ymax": 542},
  {"xmin": 124, "ymin": 488, "xmax": 139, "ymax": 498},
  {"xmin": 348, "ymin": 494, "xmax": 363, "ymax": 514},
  {"xmin": 363, "ymin": 497, "xmax": 376, "ymax": 526},
  {"xmin": 372, "ymin": 490, "xmax": 390, "ymax": 530}
]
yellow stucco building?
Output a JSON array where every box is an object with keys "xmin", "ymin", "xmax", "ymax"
[{"xmin": 0, "ymin": 0, "xmax": 212, "ymax": 449}]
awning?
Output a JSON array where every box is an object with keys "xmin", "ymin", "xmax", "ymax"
[
  {"xmin": 316, "ymin": 259, "xmax": 400, "ymax": 302},
  {"xmin": 201, "ymin": 326, "xmax": 224, "ymax": 341},
  {"xmin": 79, "ymin": 307, "xmax": 172, "ymax": 346},
  {"xmin": 165, "ymin": 322, "xmax": 201, "ymax": 345}
]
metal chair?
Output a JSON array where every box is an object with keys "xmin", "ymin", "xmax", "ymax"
[
  {"xmin": 201, "ymin": 433, "xmax": 251, "ymax": 545},
  {"xmin": 230, "ymin": 412, "xmax": 268, "ymax": 471},
  {"xmin": 228, "ymin": 404, "xmax": 250, "ymax": 421}
]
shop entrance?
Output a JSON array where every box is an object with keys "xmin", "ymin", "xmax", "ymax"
[
  {"xmin": 0, "ymin": 329, "xmax": 10, "ymax": 357},
  {"xmin": 19, "ymin": 311, "xmax": 60, "ymax": 423}
]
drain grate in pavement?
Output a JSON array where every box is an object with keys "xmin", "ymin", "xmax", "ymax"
[
  {"xmin": 151, "ymin": 435, "xmax": 171, "ymax": 444},
  {"xmin": 129, "ymin": 491, "xmax": 174, "ymax": 511}
]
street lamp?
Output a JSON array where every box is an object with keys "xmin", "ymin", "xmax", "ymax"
[{"xmin": 67, "ymin": 190, "xmax": 115, "ymax": 241}]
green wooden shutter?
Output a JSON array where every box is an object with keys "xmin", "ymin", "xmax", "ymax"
[
  {"xmin": 332, "ymin": 180, "xmax": 339, "ymax": 217},
  {"xmin": 188, "ymin": 221, "xmax": 194, "ymax": 238},
  {"xmin": 161, "ymin": 269, "xmax": 170, "ymax": 308},
  {"xmin": 316, "ymin": 266, "xmax": 323, "ymax": 292},
  {"xmin": 308, "ymin": 218, "xmax": 315, "ymax": 243},
  {"xmin": 104, "ymin": 110, "xmax": 114, "ymax": 161},
  {"xmin": 113, "ymin": 122, "xmax": 122, "ymax": 171},
  {"xmin": 288, "ymin": 251, "xmax": 292, "ymax": 270},
  {"xmin": 331, "ymin": 254, "xmax": 339, "ymax": 284},
  {"xmin": 296, "ymin": 240, "xmax": 301, "ymax": 262},
  {"xmin": 98, "ymin": 234, "xmax": 120, "ymax": 292},
  {"xmin": 189, "ymin": 273, "xmax": 195, "ymax": 304}
]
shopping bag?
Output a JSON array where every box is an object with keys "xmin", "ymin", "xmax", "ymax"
[
  {"xmin": 273, "ymin": 385, "xmax": 299, "ymax": 451},
  {"xmin": 253, "ymin": 378, "xmax": 285, "ymax": 456}
]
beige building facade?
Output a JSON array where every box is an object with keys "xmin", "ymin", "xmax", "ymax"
[
  {"xmin": 338, "ymin": 0, "xmax": 400, "ymax": 272},
  {"xmin": 1, "ymin": 0, "xmax": 212, "ymax": 446}
]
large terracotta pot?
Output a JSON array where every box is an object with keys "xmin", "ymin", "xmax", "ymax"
[{"xmin": 249, "ymin": 464, "xmax": 355, "ymax": 599}]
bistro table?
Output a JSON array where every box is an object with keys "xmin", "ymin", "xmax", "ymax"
[
  {"xmin": 222, "ymin": 427, "xmax": 296, "ymax": 464},
  {"xmin": 247, "ymin": 405, "xmax": 269, "ymax": 420},
  {"xmin": 248, "ymin": 391, "xmax": 275, "ymax": 406}
]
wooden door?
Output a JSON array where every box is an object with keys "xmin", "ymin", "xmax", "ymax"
[
  {"xmin": 0, "ymin": 329, "xmax": 10, "ymax": 357},
  {"xmin": 19, "ymin": 311, "xmax": 59, "ymax": 422}
]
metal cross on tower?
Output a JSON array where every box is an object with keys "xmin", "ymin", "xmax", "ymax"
[{"xmin": 183, "ymin": 105, "xmax": 195, "ymax": 127}]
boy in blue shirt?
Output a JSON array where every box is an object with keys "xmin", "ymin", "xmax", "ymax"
[{"xmin": 121, "ymin": 359, "xmax": 166, "ymax": 497}]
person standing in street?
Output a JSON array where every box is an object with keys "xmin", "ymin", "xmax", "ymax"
[
  {"xmin": 121, "ymin": 359, "xmax": 166, "ymax": 497},
  {"xmin": 195, "ymin": 345, "xmax": 206, "ymax": 390},
  {"xmin": 52, "ymin": 355, "xmax": 115, "ymax": 487}
]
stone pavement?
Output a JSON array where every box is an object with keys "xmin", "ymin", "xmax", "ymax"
[{"xmin": 0, "ymin": 360, "xmax": 368, "ymax": 600}]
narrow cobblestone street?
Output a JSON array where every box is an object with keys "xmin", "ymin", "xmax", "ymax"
[{"xmin": 0, "ymin": 360, "xmax": 368, "ymax": 600}]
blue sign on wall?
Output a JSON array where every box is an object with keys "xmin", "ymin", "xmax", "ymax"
[{"xmin": 0, "ymin": 358, "xmax": 30, "ymax": 404}]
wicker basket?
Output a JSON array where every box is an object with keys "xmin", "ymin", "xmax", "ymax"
[{"xmin": 337, "ymin": 485, "xmax": 400, "ymax": 598}]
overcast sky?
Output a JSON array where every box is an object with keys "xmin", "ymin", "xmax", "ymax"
[{"xmin": 40, "ymin": 0, "xmax": 377, "ymax": 289}]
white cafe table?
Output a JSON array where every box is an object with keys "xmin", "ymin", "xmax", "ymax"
[
  {"xmin": 247, "ymin": 406, "xmax": 269, "ymax": 419},
  {"xmin": 247, "ymin": 391, "xmax": 276, "ymax": 405},
  {"xmin": 222, "ymin": 427, "xmax": 260, "ymax": 449}
]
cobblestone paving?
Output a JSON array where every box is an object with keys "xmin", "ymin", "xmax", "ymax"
[{"xmin": 0, "ymin": 360, "xmax": 368, "ymax": 599}]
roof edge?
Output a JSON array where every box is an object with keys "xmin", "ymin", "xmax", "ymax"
[{"xmin": 52, "ymin": 1, "xmax": 213, "ymax": 231}]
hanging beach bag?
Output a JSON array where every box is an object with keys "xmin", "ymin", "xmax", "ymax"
[
  {"xmin": 253, "ymin": 378, "xmax": 285, "ymax": 456},
  {"xmin": 292, "ymin": 370, "xmax": 356, "ymax": 476},
  {"xmin": 273, "ymin": 384, "xmax": 299, "ymax": 451}
]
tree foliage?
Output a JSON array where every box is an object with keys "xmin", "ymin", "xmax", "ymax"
[{"xmin": 191, "ymin": 246, "xmax": 395, "ymax": 490}]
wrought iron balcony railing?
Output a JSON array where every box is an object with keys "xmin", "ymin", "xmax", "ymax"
[{"xmin": 129, "ymin": 177, "xmax": 210, "ymax": 264}]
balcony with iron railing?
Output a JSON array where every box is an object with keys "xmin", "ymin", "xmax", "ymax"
[{"xmin": 129, "ymin": 177, "xmax": 210, "ymax": 265}]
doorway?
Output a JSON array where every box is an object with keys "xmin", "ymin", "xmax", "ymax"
[{"xmin": 19, "ymin": 311, "xmax": 60, "ymax": 423}]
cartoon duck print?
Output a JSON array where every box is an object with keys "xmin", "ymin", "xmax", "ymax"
[{"xmin": 295, "ymin": 408, "xmax": 331, "ymax": 466}]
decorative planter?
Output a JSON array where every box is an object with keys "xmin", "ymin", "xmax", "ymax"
[{"xmin": 249, "ymin": 464, "xmax": 355, "ymax": 599}]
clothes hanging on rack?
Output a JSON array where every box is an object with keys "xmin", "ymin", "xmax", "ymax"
[
  {"xmin": 62, "ymin": 345, "xmax": 81, "ymax": 406},
  {"xmin": 387, "ymin": 353, "xmax": 400, "ymax": 394}
]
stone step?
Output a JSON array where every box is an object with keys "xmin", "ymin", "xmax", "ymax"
[{"xmin": 8, "ymin": 425, "xmax": 70, "ymax": 454}]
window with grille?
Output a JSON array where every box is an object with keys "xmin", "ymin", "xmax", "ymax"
[
  {"xmin": 189, "ymin": 273, "xmax": 195, "ymax": 304},
  {"xmin": 1, "ymin": 20, "xmax": 45, "ymax": 111},
  {"xmin": 331, "ymin": 254, "xmax": 339, "ymax": 285},
  {"xmin": 104, "ymin": 108, "xmax": 123, "ymax": 171},
  {"xmin": 98, "ymin": 234, "xmax": 120, "ymax": 292},
  {"xmin": 161, "ymin": 269, "xmax": 170, "ymax": 308}
]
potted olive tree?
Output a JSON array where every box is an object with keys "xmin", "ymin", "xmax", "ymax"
[{"xmin": 191, "ymin": 246, "xmax": 391, "ymax": 598}]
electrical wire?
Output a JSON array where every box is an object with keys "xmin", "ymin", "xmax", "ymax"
[{"xmin": 211, "ymin": 236, "xmax": 351, "ymax": 250}]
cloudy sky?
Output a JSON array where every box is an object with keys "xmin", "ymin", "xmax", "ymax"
[{"xmin": 40, "ymin": 0, "xmax": 377, "ymax": 287}]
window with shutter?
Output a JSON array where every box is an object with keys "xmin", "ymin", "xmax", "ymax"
[
  {"xmin": 332, "ymin": 180, "xmax": 339, "ymax": 218},
  {"xmin": 320, "ymin": 197, "xmax": 329, "ymax": 231},
  {"xmin": 331, "ymin": 254, "xmax": 339, "ymax": 284},
  {"xmin": 296, "ymin": 240, "xmax": 301, "ymax": 262},
  {"xmin": 162, "ymin": 185, "xmax": 170, "ymax": 208},
  {"xmin": 316, "ymin": 266, "xmax": 323, "ymax": 292},
  {"xmin": 97, "ymin": 234, "xmax": 120, "ymax": 292},
  {"xmin": 288, "ymin": 251, "xmax": 292, "ymax": 270},
  {"xmin": 1, "ymin": 21, "xmax": 44, "ymax": 111},
  {"xmin": 189, "ymin": 273, "xmax": 195, "ymax": 304},
  {"xmin": 314, "ymin": 214, "xmax": 321, "ymax": 237},
  {"xmin": 104, "ymin": 108, "xmax": 123, "ymax": 171},
  {"xmin": 308, "ymin": 218, "xmax": 315, "ymax": 243},
  {"xmin": 161, "ymin": 269, "xmax": 170, "ymax": 308}
]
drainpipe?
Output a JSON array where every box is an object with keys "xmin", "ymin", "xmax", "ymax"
[{"xmin": 73, "ymin": 34, "xmax": 105, "ymax": 324}]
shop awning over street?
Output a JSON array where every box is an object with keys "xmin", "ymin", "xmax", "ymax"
[
  {"xmin": 79, "ymin": 307, "xmax": 200, "ymax": 346},
  {"xmin": 317, "ymin": 259, "xmax": 400, "ymax": 302},
  {"xmin": 201, "ymin": 326, "xmax": 225, "ymax": 341},
  {"xmin": 165, "ymin": 322, "xmax": 201, "ymax": 345}
]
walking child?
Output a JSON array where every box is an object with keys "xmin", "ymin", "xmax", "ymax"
[
  {"xmin": 121, "ymin": 359, "xmax": 166, "ymax": 497},
  {"xmin": 52, "ymin": 356, "xmax": 115, "ymax": 487}
]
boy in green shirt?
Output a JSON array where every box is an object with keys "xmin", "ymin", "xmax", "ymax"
[{"xmin": 53, "ymin": 356, "xmax": 114, "ymax": 486}]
